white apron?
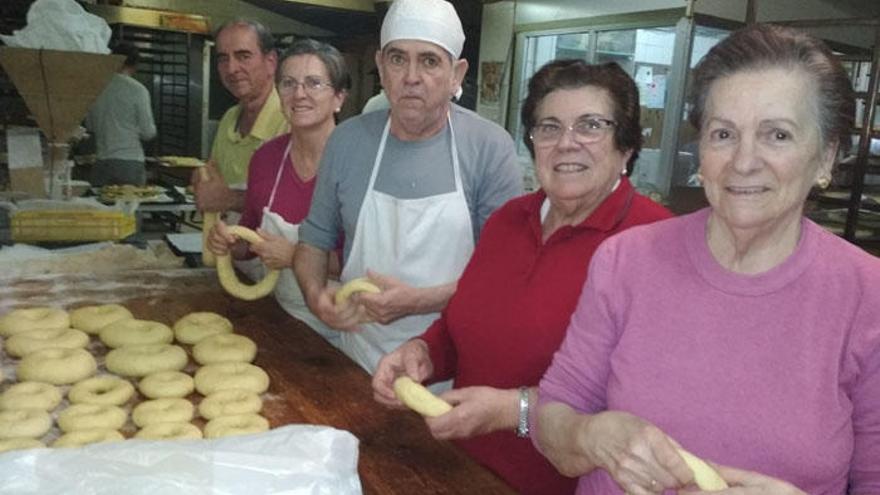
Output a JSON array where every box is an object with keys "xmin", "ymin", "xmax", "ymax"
[
  {"xmin": 339, "ymin": 114, "xmax": 475, "ymax": 379},
  {"xmin": 260, "ymin": 140, "xmax": 342, "ymax": 348}
]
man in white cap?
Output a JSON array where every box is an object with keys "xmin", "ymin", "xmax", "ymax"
[{"xmin": 294, "ymin": 0, "xmax": 522, "ymax": 374}]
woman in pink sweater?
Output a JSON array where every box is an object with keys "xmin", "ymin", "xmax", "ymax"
[{"xmin": 535, "ymin": 24, "xmax": 880, "ymax": 494}]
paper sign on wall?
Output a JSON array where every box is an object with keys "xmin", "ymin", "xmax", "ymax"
[{"xmin": 6, "ymin": 126, "xmax": 43, "ymax": 170}]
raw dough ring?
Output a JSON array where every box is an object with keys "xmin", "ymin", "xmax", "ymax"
[
  {"xmin": 17, "ymin": 348, "xmax": 96, "ymax": 385},
  {"xmin": 132, "ymin": 398, "xmax": 194, "ymax": 427},
  {"xmin": 0, "ymin": 438, "xmax": 45, "ymax": 453},
  {"xmin": 5, "ymin": 327, "xmax": 89, "ymax": 357},
  {"xmin": 204, "ymin": 413, "xmax": 269, "ymax": 439},
  {"xmin": 100, "ymin": 319, "xmax": 174, "ymax": 348},
  {"xmin": 69, "ymin": 376, "xmax": 135, "ymax": 406},
  {"xmin": 0, "ymin": 409, "xmax": 53, "ymax": 439},
  {"xmin": 0, "ymin": 307, "xmax": 69, "ymax": 337},
  {"xmin": 70, "ymin": 304, "xmax": 134, "ymax": 334},
  {"xmin": 138, "ymin": 371, "xmax": 194, "ymax": 399},
  {"xmin": 199, "ymin": 390, "xmax": 262, "ymax": 419},
  {"xmin": 173, "ymin": 312, "xmax": 233, "ymax": 345},
  {"xmin": 194, "ymin": 362, "xmax": 270, "ymax": 396},
  {"xmin": 53, "ymin": 429, "xmax": 124, "ymax": 448},
  {"xmin": 0, "ymin": 381, "xmax": 62, "ymax": 411},
  {"xmin": 193, "ymin": 333, "xmax": 257, "ymax": 365},
  {"xmin": 58, "ymin": 404, "xmax": 127, "ymax": 432},
  {"xmin": 135, "ymin": 422, "xmax": 203, "ymax": 440},
  {"xmin": 217, "ymin": 226, "xmax": 280, "ymax": 301},
  {"xmin": 105, "ymin": 344, "xmax": 188, "ymax": 377}
]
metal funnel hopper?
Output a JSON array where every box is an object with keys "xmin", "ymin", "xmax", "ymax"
[{"xmin": 0, "ymin": 47, "xmax": 124, "ymax": 143}]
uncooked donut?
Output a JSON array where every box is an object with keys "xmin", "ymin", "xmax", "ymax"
[
  {"xmin": 131, "ymin": 398, "xmax": 193, "ymax": 427},
  {"xmin": 69, "ymin": 376, "xmax": 135, "ymax": 406},
  {"xmin": 70, "ymin": 304, "xmax": 134, "ymax": 334},
  {"xmin": 0, "ymin": 307, "xmax": 69, "ymax": 337},
  {"xmin": 203, "ymin": 413, "xmax": 269, "ymax": 439},
  {"xmin": 58, "ymin": 404, "xmax": 127, "ymax": 432},
  {"xmin": 5, "ymin": 327, "xmax": 89, "ymax": 357},
  {"xmin": 0, "ymin": 438, "xmax": 45, "ymax": 453},
  {"xmin": 100, "ymin": 319, "xmax": 173, "ymax": 348},
  {"xmin": 173, "ymin": 312, "xmax": 233, "ymax": 344},
  {"xmin": 199, "ymin": 389, "xmax": 262, "ymax": 420},
  {"xmin": 193, "ymin": 333, "xmax": 257, "ymax": 365},
  {"xmin": 216, "ymin": 226, "xmax": 280, "ymax": 301},
  {"xmin": 135, "ymin": 422, "xmax": 202, "ymax": 440},
  {"xmin": 194, "ymin": 362, "xmax": 270, "ymax": 396},
  {"xmin": 0, "ymin": 409, "xmax": 52, "ymax": 439},
  {"xmin": 138, "ymin": 371, "xmax": 194, "ymax": 399},
  {"xmin": 17, "ymin": 348, "xmax": 96, "ymax": 385},
  {"xmin": 105, "ymin": 344, "xmax": 188, "ymax": 377},
  {"xmin": 0, "ymin": 382, "xmax": 62, "ymax": 411},
  {"xmin": 53, "ymin": 429, "xmax": 124, "ymax": 448}
]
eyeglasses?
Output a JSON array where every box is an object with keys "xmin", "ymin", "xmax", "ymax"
[
  {"xmin": 529, "ymin": 117, "xmax": 616, "ymax": 148},
  {"xmin": 278, "ymin": 76, "xmax": 333, "ymax": 95}
]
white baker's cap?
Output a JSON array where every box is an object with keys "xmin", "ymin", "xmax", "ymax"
[{"xmin": 380, "ymin": 0, "xmax": 465, "ymax": 59}]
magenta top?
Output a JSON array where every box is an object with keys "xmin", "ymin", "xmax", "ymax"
[{"xmin": 538, "ymin": 208, "xmax": 880, "ymax": 494}]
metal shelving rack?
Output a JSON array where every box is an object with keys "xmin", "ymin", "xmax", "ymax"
[{"xmin": 112, "ymin": 25, "xmax": 205, "ymax": 159}]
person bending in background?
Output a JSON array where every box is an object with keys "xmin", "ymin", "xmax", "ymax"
[
  {"xmin": 535, "ymin": 24, "xmax": 880, "ymax": 494},
  {"xmin": 293, "ymin": 0, "xmax": 522, "ymax": 375},
  {"xmin": 207, "ymin": 39, "xmax": 349, "ymax": 348},
  {"xmin": 192, "ymin": 18, "xmax": 288, "ymax": 214},
  {"xmin": 85, "ymin": 41, "xmax": 156, "ymax": 186},
  {"xmin": 372, "ymin": 60, "xmax": 672, "ymax": 494}
]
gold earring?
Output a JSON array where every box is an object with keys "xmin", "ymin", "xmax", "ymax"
[{"xmin": 817, "ymin": 176, "xmax": 830, "ymax": 189}]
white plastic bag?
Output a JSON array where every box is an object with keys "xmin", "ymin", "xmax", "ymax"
[
  {"xmin": 0, "ymin": 0, "xmax": 111, "ymax": 53},
  {"xmin": 0, "ymin": 425, "xmax": 363, "ymax": 495}
]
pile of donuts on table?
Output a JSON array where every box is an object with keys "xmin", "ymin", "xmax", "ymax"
[{"xmin": 0, "ymin": 305, "xmax": 270, "ymax": 452}]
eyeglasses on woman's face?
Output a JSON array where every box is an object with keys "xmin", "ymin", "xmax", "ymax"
[
  {"xmin": 530, "ymin": 116, "xmax": 616, "ymax": 148},
  {"xmin": 278, "ymin": 76, "xmax": 333, "ymax": 95}
]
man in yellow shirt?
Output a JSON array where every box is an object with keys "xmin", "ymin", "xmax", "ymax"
[{"xmin": 193, "ymin": 19, "xmax": 288, "ymax": 213}]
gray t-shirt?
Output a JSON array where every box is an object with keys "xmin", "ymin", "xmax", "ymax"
[{"xmin": 300, "ymin": 104, "xmax": 523, "ymax": 262}]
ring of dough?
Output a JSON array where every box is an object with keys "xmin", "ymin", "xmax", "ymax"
[
  {"xmin": 69, "ymin": 376, "xmax": 135, "ymax": 406},
  {"xmin": 194, "ymin": 362, "xmax": 270, "ymax": 396},
  {"xmin": 216, "ymin": 226, "xmax": 280, "ymax": 301},
  {"xmin": 0, "ymin": 438, "xmax": 45, "ymax": 453},
  {"xmin": 138, "ymin": 371, "xmax": 194, "ymax": 399},
  {"xmin": 132, "ymin": 398, "xmax": 194, "ymax": 428},
  {"xmin": 0, "ymin": 381, "xmax": 62, "ymax": 411},
  {"xmin": 105, "ymin": 344, "xmax": 188, "ymax": 377},
  {"xmin": 193, "ymin": 333, "xmax": 257, "ymax": 365},
  {"xmin": 17, "ymin": 348, "xmax": 96, "ymax": 385},
  {"xmin": 0, "ymin": 409, "xmax": 52, "ymax": 439},
  {"xmin": 58, "ymin": 404, "xmax": 127, "ymax": 432},
  {"xmin": 100, "ymin": 319, "xmax": 174, "ymax": 348},
  {"xmin": 5, "ymin": 328, "xmax": 90, "ymax": 357},
  {"xmin": 53, "ymin": 429, "xmax": 124, "ymax": 448},
  {"xmin": 0, "ymin": 307, "xmax": 69, "ymax": 337},
  {"xmin": 135, "ymin": 422, "xmax": 203, "ymax": 440},
  {"xmin": 173, "ymin": 312, "xmax": 233, "ymax": 345},
  {"xmin": 204, "ymin": 413, "xmax": 269, "ymax": 439},
  {"xmin": 199, "ymin": 390, "xmax": 263, "ymax": 420},
  {"xmin": 70, "ymin": 304, "xmax": 134, "ymax": 334}
]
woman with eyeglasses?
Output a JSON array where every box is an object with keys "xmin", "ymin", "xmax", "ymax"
[
  {"xmin": 534, "ymin": 25, "xmax": 880, "ymax": 494},
  {"xmin": 207, "ymin": 39, "xmax": 350, "ymax": 347},
  {"xmin": 371, "ymin": 59, "xmax": 671, "ymax": 494}
]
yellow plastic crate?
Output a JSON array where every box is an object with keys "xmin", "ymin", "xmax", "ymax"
[{"xmin": 11, "ymin": 210, "xmax": 136, "ymax": 242}]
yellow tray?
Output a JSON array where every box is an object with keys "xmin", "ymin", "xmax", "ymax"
[{"xmin": 12, "ymin": 210, "xmax": 136, "ymax": 242}]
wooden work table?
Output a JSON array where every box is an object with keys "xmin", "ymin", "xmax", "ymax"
[{"xmin": 1, "ymin": 269, "xmax": 516, "ymax": 495}]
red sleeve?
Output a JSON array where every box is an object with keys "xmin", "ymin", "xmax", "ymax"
[{"xmin": 421, "ymin": 312, "xmax": 458, "ymax": 384}]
